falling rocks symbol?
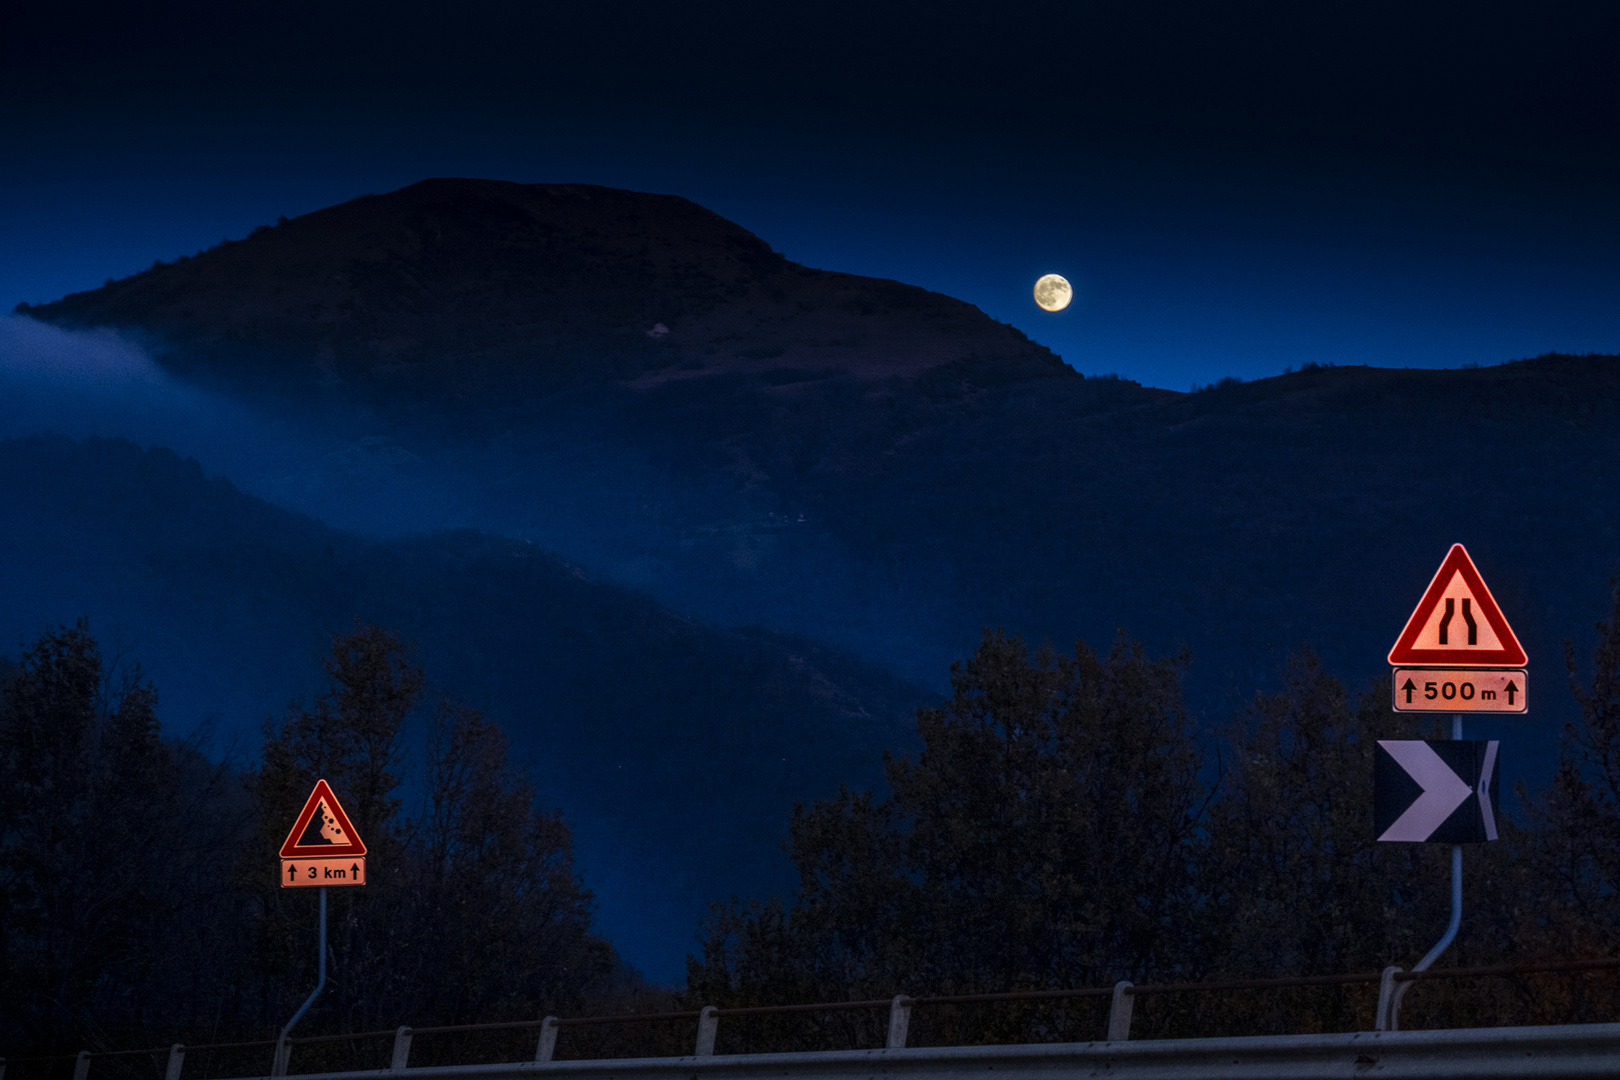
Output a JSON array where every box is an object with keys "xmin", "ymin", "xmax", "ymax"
[
  {"xmin": 1375, "ymin": 740, "xmax": 1500, "ymax": 843},
  {"xmin": 298, "ymin": 803, "xmax": 347, "ymax": 847}
]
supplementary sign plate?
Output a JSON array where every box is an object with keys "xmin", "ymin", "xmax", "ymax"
[
  {"xmin": 1387, "ymin": 544, "xmax": 1527, "ymax": 668},
  {"xmin": 282, "ymin": 857, "xmax": 367, "ymax": 888},
  {"xmin": 1392, "ymin": 668, "xmax": 1527, "ymax": 713},
  {"xmin": 1375, "ymin": 740, "xmax": 1500, "ymax": 843}
]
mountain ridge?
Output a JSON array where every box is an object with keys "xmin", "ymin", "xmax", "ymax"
[{"xmin": 19, "ymin": 177, "xmax": 1079, "ymax": 406}]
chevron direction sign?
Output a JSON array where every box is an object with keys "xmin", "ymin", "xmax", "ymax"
[{"xmin": 1375, "ymin": 740, "xmax": 1500, "ymax": 843}]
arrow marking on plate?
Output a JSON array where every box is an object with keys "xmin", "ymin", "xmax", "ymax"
[
  {"xmin": 1378, "ymin": 741, "xmax": 1472, "ymax": 841},
  {"xmin": 1479, "ymin": 741, "xmax": 1499, "ymax": 842}
]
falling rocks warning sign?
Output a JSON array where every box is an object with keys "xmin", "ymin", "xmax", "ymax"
[{"xmin": 280, "ymin": 779, "xmax": 367, "ymax": 888}]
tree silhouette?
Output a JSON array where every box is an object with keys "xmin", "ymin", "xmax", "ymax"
[
  {"xmin": 0, "ymin": 621, "xmax": 239, "ymax": 1054},
  {"xmin": 241, "ymin": 623, "xmax": 612, "ymax": 1059},
  {"xmin": 689, "ymin": 629, "xmax": 1209, "ymax": 1046}
]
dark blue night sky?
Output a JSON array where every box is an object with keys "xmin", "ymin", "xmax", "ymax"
[{"xmin": 3, "ymin": 1, "xmax": 1616, "ymax": 391}]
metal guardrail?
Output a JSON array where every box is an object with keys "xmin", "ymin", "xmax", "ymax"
[
  {"xmin": 11, "ymin": 955, "xmax": 1620, "ymax": 1079},
  {"xmin": 1375, "ymin": 956, "xmax": 1620, "ymax": 1031},
  {"xmin": 130, "ymin": 1024, "xmax": 1620, "ymax": 1080}
]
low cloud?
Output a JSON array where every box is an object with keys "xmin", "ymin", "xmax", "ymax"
[
  {"xmin": 0, "ymin": 315, "xmax": 473, "ymax": 537},
  {"xmin": 0, "ymin": 316, "xmax": 217, "ymax": 440},
  {"xmin": 0, "ymin": 317, "xmax": 716, "ymax": 567},
  {"xmin": 0, "ymin": 315, "xmax": 351, "ymax": 507}
]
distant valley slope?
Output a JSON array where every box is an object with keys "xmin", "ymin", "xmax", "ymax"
[
  {"xmin": 0, "ymin": 434, "xmax": 918, "ymax": 978},
  {"xmin": 14, "ymin": 177, "xmax": 1620, "ymax": 976}
]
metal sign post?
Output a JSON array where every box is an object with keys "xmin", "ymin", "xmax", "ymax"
[
  {"xmin": 1377, "ymin": 545, "xmax": 1526, "ymax": 1032},
  {"xmin": 273, "ymin": 887, "xmax": 326, "ymax": 1076},
  {"xmin": 1384, "ymin": 715, "xmax": 1465, "ymax": 1030},
  {"xmin": 273, "ymin": 780, "xmax": 367, "ymax": 1075}
]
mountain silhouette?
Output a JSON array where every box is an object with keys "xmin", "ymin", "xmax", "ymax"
[
  {"xmin": 14, "ymin": 178, "xmax": 1166, "ymax": 683},
  {"xmin": 12, "ymin": 178, "xmax": 1620, "ymax": 977},
  {"xmin": 22, "ymin": 178, "xmax": 1073, "ymax": 403}
]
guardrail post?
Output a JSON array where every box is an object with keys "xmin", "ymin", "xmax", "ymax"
[
  {"xmin": 73, "ymin": 1052, "xmax": 91, "ymax": 1080},
  {"xmin": 272, "ymin": 1033, "xmax": 292, "ymax": 1077},
  {"xmin": 1376, "ymin": 966, "xmax": 1403, "ymax": 1031},
  {"xmin": 535, "ymin": 1017, "xmax": 559, "ymax": 1063},
  {"xmin": 165, "ymin": 1045, "xmax": 185, "ymax": 1080},
  {"xmin": 886, "ymin": 995, "xmax": 913, "ymax": 1049},
  {"xmin": 391, "ymin": 1027, "xmax": 413, "ymax": 1070},
  {"xmin": 695, "ymin": 1006, "xmax": 720, "ymax": 1056},
  {"xmin": 1, "ymin": 1054, "xmax": 7, "ymax": 1080},
  {"xmin": 1107, "ymin": 981, "xmax": 1135, "ymax": 1041}
]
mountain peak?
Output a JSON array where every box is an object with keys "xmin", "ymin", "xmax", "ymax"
[{"xmin": 22, "ymin": 178, "xmax": 1071, "ymax": 404}]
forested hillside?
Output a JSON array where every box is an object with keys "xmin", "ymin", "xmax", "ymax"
[
  {"xmin": 689, "ymin": 608, "xmax": 1620, "ymax": 1041},
  {"xmin": 0, "ymin": 435, "xmax": 919, "ymax": 975},
  {"xmin": 0, "ymin": 621, "xmax": 654, "ymax": 1063},
  {"xmin": 9, "ymin": 593, "xmax": 1620, "ymax": 1059}
]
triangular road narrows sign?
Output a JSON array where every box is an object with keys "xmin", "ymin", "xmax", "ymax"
[
  {"xmin": 1388, "ymin": 544, "xmax": 1527, "ymax": 667},
  {"xmin": 280, "ymin": 779, "xmax": 368, "ymax": 858}
]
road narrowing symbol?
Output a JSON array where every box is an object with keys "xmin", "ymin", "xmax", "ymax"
[
  {"xmin": 280, "ymin": 778, "xmax": 367, "ymax": 888},
  {"xmin": 1375, "ymin": 740, "xmax": 1499, "ymax": 843},
  {"xmin": 1387, "ymin": 544, "xmax": 1526, "ymax": 667}
]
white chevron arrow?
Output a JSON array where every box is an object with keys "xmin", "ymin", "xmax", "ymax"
[{"xmin": 1378, "ymin": 741, "xmax": 1472, "ymax": 841}]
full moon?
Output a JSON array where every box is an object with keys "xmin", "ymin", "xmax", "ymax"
[{"xmin": 1033, "ymin": 274, "xmax": 1072, "ymax": 312}]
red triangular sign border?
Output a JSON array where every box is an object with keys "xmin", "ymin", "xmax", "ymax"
[
  {"xmin": 1388, "ymin": 544, "xmax": 1527, "ymax": 667},
  {"xmin": 279, "ymin": 778, "xmax": 368, "ymax": 857}
]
